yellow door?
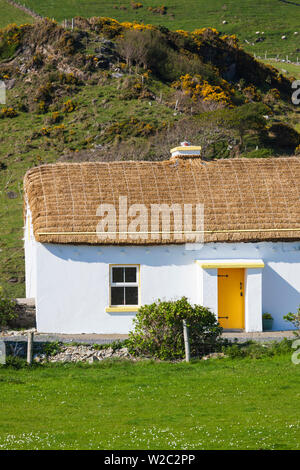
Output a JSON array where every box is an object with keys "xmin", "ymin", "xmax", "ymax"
[{"xmin": 218, "ymin": 268, "xmax": 245, "ymax": 329}]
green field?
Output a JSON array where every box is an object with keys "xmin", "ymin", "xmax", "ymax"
[
  {"xmin": 0, "ymin": 0, "xmax": 34, "ymax": 28},
  {"xmin": 263, "ymin": 59, "xmax": 300, "ymax": 79},
  {"xmin": 0, "ymin": 356, "xmax": 299, "ymax": 450},
  {"xmin": 21, "ymin": 0, "xmax": 300, "ymax": 58}
]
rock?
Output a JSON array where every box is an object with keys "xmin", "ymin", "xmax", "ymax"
[
  {"xmin": 6, "ymin": 191, "xmax": 18, "ymax": 199},
  {"xmin": 112, "ymin": 72, "xmax": 123, "ymax": 78},
  {"xmin": 224, "ymin": 63, "xmax": 236, "ymax": 81},
  {"xmin": 62, "ymin": 354, "xmax": 72, "ymax": 362},
  {"xmin": 202, "ymin": 352, "xmax": 226, "ymax": 361},
  {"xmin": 5, "ymin": 79, "xmax": 16, "ymax": 90},
  {"xmin": 88, "ymin": 355, "xmax": 100, "ymax": 364}
]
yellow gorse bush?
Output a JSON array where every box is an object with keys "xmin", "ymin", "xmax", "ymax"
[
  {"xmin": 1, "ymin": 107, "xmax": 17, "ymax": 118},
  {"xmin": 172, "ymin": 74, "xmax": 233, "ymax": 106},
  {"xmin": 62, "ymin": 99, "xmax": 76, "ymax": 113}
]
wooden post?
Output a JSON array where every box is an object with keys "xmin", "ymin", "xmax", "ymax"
[
  {"xmin": 27, "ymin": 331, "xmax": 34, "ymax": 364},
  {"xmin": 183, "ymin": 320, "xmax": 190, "ymax": 363}
]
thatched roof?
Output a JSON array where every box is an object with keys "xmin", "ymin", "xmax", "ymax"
[{"xmin": 24, "ymin": 157, "xmax": 300, "ymax": 245}]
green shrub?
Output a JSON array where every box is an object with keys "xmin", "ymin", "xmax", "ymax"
[
  {"xmin": 242, "ymin": 148, "xmax": 273, "ymax": 159},
  {"xmin": 262, "ymin": 312, "xmax": 273, "ymax": 320},
  {"xmin": 0, "ymin": 288, "xmax": 17, "ymax": 328},
  {"xmin": 269, "ymin": 123, "xmax": 300, "ymax": 149},
  {"xmin": 2, "ymin": 356, "xmax": 28, "ymax": 369},
  {"xmin": 92, "ymin": 340, "xmax": 129, "ymax": 351},
  {"xmin": 42, "ymin": 341, "xmax": 62, "ymax": 357},
  {"xmin": 128, "ymin": 297, "xmax": 223, "ymax": 360},
  {"xmin": 284, "ymin": 305, "xmax": 300, "ymax": 336},
  {"xmin": 223, "ymin": 338, "xmax": 292, "ymax": 359}
]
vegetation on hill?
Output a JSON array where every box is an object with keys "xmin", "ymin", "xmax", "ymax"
[
  {"xmin": 0, "ymin": 17, "xmax": 299, "ymax": 297},
  {"xmin": 19, "ymin": 0, "xmax": 300, "ymax": 59}
]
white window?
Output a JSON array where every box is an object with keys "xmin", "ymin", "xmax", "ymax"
[{"xmin": 110, "ymin": 265, "xmax": 139, "ymax": 307}]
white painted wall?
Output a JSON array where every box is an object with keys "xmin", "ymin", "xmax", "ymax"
[
  {"xmin": 245, "ymin": 268, "xmax": 263, "ymax": 332},
  {"xmin": 197, "ymin": 267, "xmax": 218, "ymax": 315},
  {"xmin": 24, "ymin": 207, "xmax": 37, "ymax": 298},
  {"xmin": 31, "ymin": 241, "xmax": 300, "ymax": 334}
]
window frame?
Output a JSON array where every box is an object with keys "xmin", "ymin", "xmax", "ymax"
[{"xmin": 109, "ymin": 264, "xmax": 140, "ymax": 308}]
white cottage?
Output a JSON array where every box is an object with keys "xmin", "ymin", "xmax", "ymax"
[{"xmin": 24, "ymin": 146, "xmax": 300, "ymax": 334}]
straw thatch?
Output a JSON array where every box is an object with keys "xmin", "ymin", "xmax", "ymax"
[{"xmin": 24, "ymin": 157, "xmax": 300, "ymax": 245}]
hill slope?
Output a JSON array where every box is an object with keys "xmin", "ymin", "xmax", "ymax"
[
  {"xmin": 0, "ymin": 18, "xmax": 299, "ymax": 298},
  {"xmin": 20, "ymin": 0, "xmax": 300, "ymax": 59}
]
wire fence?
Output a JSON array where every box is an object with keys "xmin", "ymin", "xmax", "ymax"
[{"xmin": 254, "ymin": 52, "xmax": 300, "ymax": 65}]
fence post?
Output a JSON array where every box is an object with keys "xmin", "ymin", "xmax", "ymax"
[
  {"xmin": 183, "ymin": 320, "xmax": 190, "ymax": 363},
  {"xmin": 0, "ymin": 341, "xmax": 6, "ymax": 365},
  {"xmin": 27, "ymin": 331, "xmax": 34, "ymax": 364}
]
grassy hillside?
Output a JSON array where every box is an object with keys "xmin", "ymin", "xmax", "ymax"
[
  {"xmin": 0, "ymin": 0, "xmax": 34, "ymax": 28},
  {"xmin": 21, "ymin": 0, "xmax": 300, "ymax": 59},
  {"xmin": 0, "ymin": 18, "xmax": 299, "ymax": 298}
]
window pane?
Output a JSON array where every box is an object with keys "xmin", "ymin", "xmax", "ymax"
[
  {"xmin": 125, "ymin": 287, "xmax": 138, "ymax": 305},
  {"xmin": 125, "ymin": 267, "xmax": 137, "ymax": 283},
  {"xmin": 112, "ymin": 267, "xmax": 124, "ymax": 283},
  {"xmin": 111, "ymin": 287, "xmax": 124, "ymax": 305}
]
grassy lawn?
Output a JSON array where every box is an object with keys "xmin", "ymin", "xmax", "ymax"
[
  {"xmin": 21, "ymin": 0, "xmax": 300, "ymax": 58},
  {"xmin": 0, "ymin": 0, "xmax": 34, "ymax": 28},
  {"xmin": 0, "ymin": 355, "xmax": 299, "ymax": 450}
]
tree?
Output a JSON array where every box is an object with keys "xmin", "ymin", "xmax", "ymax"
[
  {"xmin": 217, "ymin": 103, "xmax": 268, "ymax": 150},
  {"xmin": 116, "ymin": 29, "xmax": 169, "ymax": 75}
]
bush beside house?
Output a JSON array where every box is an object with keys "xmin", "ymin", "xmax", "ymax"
[{"xmin": 128, "ymin": 297, "xmax": 223, "ymax": 360}]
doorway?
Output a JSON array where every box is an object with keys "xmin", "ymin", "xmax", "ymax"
[{"xmin": 218, "ymin": 268, "xmax": 245, "ymax": 329}]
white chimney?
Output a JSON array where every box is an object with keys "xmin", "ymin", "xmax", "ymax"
[{"xmin": 170, "ymin": 142, "xmax": 202, "ymax": 160}]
